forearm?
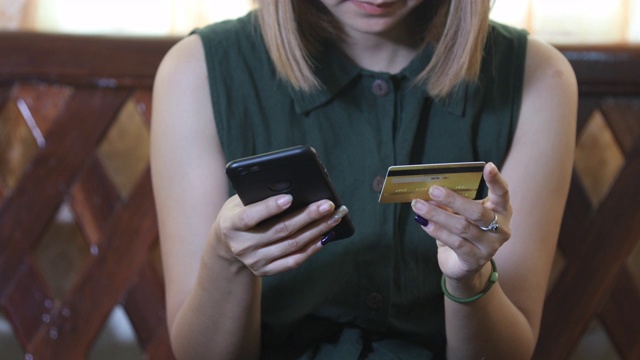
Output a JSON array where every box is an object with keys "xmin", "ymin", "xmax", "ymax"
[
  {"xmin": 169, "ymin": 238, "xmax": 262, "ymax": 360},
  {"xmin": 443, "ymin": 265, "xmax": 536, "ymax": 360}
]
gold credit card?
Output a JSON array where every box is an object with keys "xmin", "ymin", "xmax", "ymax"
[{"xmin": 378, "ymin": 162, "xmax": 486, "ymax": 203}]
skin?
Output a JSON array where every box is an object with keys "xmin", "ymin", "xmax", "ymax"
[
  {"xmin": 317, "ymin": 0, "xmax": 427, "ymax": 72},
  {"xmin": 151, "ymin": 0, "xmax": 577, "ymax": 358}
]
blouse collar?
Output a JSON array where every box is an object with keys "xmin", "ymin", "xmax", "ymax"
[{"xmin": 289, "ymin": 42, "xmax": 467, "ymax": 117}]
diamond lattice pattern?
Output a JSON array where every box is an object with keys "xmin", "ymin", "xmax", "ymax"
[{"xmin": 0, "ymin": 84, "xmax": 171, "ymax": 359}]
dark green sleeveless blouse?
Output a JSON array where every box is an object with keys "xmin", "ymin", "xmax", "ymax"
[{"xmin": 195, "ymin": 12, "xmax": 527, "ymax": 359}]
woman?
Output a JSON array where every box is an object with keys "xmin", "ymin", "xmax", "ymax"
[{"xmin": 150, "ymin": 0, "xmax": 577, "ymax": 358}]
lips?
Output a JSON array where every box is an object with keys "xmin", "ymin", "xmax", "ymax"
[{"xmin": 350, "ymin": 0, "xmax": 399, "ymax": 15}]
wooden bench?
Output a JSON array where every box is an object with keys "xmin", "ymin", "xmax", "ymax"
[{"xmin": 0, "ymin": 32, "xmax": 638, "ymax": 359}]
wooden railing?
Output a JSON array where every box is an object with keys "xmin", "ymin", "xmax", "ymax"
[
  {"xmin": 0, "ymin": 32, "xmax": 177, "ymax": 359},
  {"xmin": 0, "ymin": 32, "xmax": 639, "ymax": 359}
]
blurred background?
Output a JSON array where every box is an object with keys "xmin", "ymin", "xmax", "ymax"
[
  {"xmin": 0, "ymin": 0, "xmax": 639, "ymax": 359},
  {"xmin": 1, "ymin": 0, "xmax": 639, "ymax": 43}
]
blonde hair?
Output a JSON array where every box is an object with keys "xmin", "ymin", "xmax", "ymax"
[{"xmin": 256, "ymin": 0, "xmax": 490, "ymax": 97}]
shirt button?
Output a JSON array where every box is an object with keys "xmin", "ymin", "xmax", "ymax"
[
  {"xmin": 372, "ymin": 175, "xmax": 385, "ymax": 193},
  {"xmin": 366, "ymin": 292, "xmax": 384, "ymax": 311},
  {"xmin": 371, "ymin": 79, "xmax": 389, "ymax": 96}
]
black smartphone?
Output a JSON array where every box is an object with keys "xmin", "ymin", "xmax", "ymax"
[{"xmin": 225, "ymin": 145, "xmax": 355, "ymax": 241}]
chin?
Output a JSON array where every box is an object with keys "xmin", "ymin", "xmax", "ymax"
[
  {"xmin": 349, "ymin": 20, "xmax": 403, "ymax": 35},
  {"xmin": 324, "ymin": 0, "xmax": 424, "ymax": 37}
]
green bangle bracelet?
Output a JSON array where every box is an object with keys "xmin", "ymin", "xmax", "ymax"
[{"xmin": 441, "ymin": 258, "xmax": 499, "ymax": 304}]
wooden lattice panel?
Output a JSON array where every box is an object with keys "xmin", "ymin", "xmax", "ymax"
[{"xmin": 0, "ymin": 32, "xmax": 177, "ymax": 359}]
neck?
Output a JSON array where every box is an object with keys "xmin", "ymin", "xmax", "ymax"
[
  {"xmin": 331, "ymin": 0, "xmax": 448, "ymax": 74},
  {"xmin": 337, "ymin": 23, "xmax": 422, "ymax": 74}
]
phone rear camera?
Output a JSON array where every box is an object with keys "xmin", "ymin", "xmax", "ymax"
[{"xmin": 268, "ymin": 180, "xmax": 293, "ymax": 193}]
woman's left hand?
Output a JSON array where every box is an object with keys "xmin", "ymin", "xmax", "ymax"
[{"xmin": 411, "ymin": 162, "xmax": 512, "ymax": 283}]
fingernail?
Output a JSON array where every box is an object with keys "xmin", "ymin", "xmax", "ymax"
[
  {"xmin": 277, "ymin": 195, "xmax": 293, "ymax": 207},
  {"xmin": 328, "ymin": 205, "xmax": 349, "ymax": 225},
  {"xmin": 488, "ymin": 162, "xmax": 498, "ymax": 175},
  {"xmin": 414, "ymin": 215, "xmax": 429, "ymax": 227},
  {"xmin": 429, "ymin": 186, "xmax": 444, "ymax": 199},
  {"xmin": 319, "ymin": 201, "xmax": 335, "ymax": 214},
  {"xmin": 320, "ymin": 231, "xmax": 336, "ymax": 245},
  {"xmin": 411, "ymin": 199, "xmax": 426, "ymax": 212}
]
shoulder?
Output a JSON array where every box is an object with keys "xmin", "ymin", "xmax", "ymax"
[
  {"xmin": 194, "ymin": 11, "xmax": 259, "ymax": 38},
  {"xmin": 154, "ymin": 35, "xmax": 208, "ymax": 106},
  {"xmin": 523, "ymin": 36, "xmax": 577, "ymax": 96},
  {"xmin": 184, "ymin": 12, "xmax": 275, "ymax": 94},
  {"xmin": 156, "ymin": 12, "xmax": 259, "ymax": 84},
  {"xmin": 505, "ymin": 36, "xmax": 577, "ymax": 192},
  {"xmin": 515, "ymin": 36, "xmax": 578, "ymax": 150},
  {"xmin": 193, "ymin": 12, "xmax": 264, "ymax": 59},
  {"xmin": 520, "ymin": 36, "xmax": 578, "ymax": 130},
  {"xmin": 152, "ymin": 34, "xmax": 216, "ymax": 155},
  {"xmin": 154, "ymin": 12, "xmax": 264, "ymax": 95}
]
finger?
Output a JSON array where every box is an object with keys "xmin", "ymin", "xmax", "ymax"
[
  {"xmin": 425, "ymin": 163, "xmax": 510, "ymax": 227},
  {"xmin": 412, "ymin": 199, "xmax": 501, "ymax": 256},
  {"xmin": 261, "ymin": 207, "xmax": 345, "ymax": 257},
  {"xmin": 246, "ymin": 206, "xmax": 349, "ymax": 275},
  {"xmin": 483, "ymin": 162, "xmax": 510, "ymax": 213},
  {"xmin": 260, "ymin": 199, "xmax": 336, "ymax": 241},
  {"xmin": 426, "ymin": 185, "xmax": 491, "ymax": 229},
  {"xmin": 412, "ymin": 198, "xmax": 478, "ymax": 240},
  {"xmin": 255, "ymin": 237, "xmax": 325, "ymax": 276},
  {"xmin": 231, "ymin": 194, "xmax": 294, "ymax": 230},
  {"xmin": 413, "ymin": 214, "xmax": 494, "ymax": 277},
  {"xmin": 419, "ymin": 218, "xmax": 483, "ymax": 261}
]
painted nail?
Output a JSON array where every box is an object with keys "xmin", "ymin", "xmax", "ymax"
[
  {"xmin": 328, "ymin": 205, "xmax": 349, "ymax": 225},
  {"xmin": 414, "ymin": 215, "xmax": 429, "ymax": 227},
  {"xmin": 321, "ymin": 231, "xmax": 336, "ymax": 246}
]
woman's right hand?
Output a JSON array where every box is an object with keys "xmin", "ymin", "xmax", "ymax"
[{"xmin": 211, "ymin": 194, "xmax": 345, "ymax": 276}]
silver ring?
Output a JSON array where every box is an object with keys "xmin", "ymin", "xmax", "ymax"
[{"xmin": 479, "ymin": 212, "xmax": 500, "ymax": 231}]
